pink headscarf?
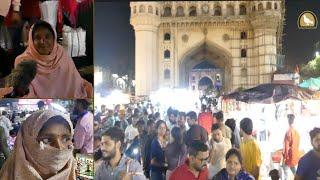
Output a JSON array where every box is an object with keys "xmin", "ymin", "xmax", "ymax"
[
  {"xmin": 0, "ymin": 110, "xmax": 76, "ymax": 180},
  {"xmin": 14, "ymin": 21, "xmax": 92, "ymax": 98}
]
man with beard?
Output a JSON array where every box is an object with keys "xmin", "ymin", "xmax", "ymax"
[
  {"xmin": 295, "ymin": 127, "xmax": 320, "ymax": 180},
  {"xmin": 166, "ymin": 109, "xmax": 178, "ymax": 131},
  {"xmin": 214, "ymin": 111, "xmax": 232, "ymax": 140},
  {"xmin": 185, "ymin": 111, "xmax": 208, "ymax": 147},
  {"xmin": 73, "ymin": 99, "xmax": 94, "ymax": 154},
  {"xmin": 177, "ymin": 111, "xmax": 187, "ymax": 135},
  {"xmin": 95, "ymin": 127, "xmax": 146, "ymax": 180},
  {"xmin": 208, "ymin": 123, "xmax": 232, "ymax": 179},
  {"xmin": 169, "ymin": 140, "xmax": 209, "ymax": 180}
]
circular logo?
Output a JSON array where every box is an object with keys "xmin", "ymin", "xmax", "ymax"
[{"xmin": 298, "ymin": 11, "xmax": 318, "ymax": 29}]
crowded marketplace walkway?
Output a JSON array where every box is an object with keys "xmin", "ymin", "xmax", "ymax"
[{"xmin": 93, "ymin": 99, "xmax": 320, "ymax": 180}]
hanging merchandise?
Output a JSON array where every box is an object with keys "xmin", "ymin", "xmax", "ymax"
[
  {"xmin": 0, "ymin": 24, "xmax": 13, "ymax": 51},
  {"xmin": 39, "ymin": 0, "xmax": 59, "ymax": 29},
  {"xmin": 58, "ymin": 0, "xmax": 78, "ymax": 33},
  {"xmin": 62, "ymin": 25, "xmax": 86, "ymax": 57},
  {"xmin": 20, "ymin": 0, "xmax": 41, "ymax": 22}
]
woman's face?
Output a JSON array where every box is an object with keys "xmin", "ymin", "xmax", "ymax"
[
  {"xmin": 33, "ymin": 27, "xmax": 54, "ymax": 55},
  {"xmin": 157, "ymin": 123, "xmax": 167, "ymax": 137},
  {"xmin": 37, "ymin": 123, "xmax": 72, "ymax": 150},
  {"xmin": 226, "ymin": 154, "xmax": 242, "ymax": 177}
]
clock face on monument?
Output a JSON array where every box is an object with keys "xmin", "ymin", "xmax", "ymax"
[{"xmin": 202, "ymin": 4, "xmax": 209, "ymax": 14}]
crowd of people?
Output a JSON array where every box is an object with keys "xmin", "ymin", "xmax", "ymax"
[
  {"xmin": 0, "ymin": 99, "xmax": 94, "ymax": 179},
  {"xmin": 93, "ymin": 102, "xmax": 320, "ymax": 180}
]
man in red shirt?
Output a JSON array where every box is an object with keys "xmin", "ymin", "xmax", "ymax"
[
  {"xmin": 170, "ymin": 141, "xmax": 209, "ymax": 180},
  {"xmin": 283, "ymin": 114, "xmax": 300, "ymax": 179},
  {"xmin": 198, "ymin": 105, "xmax": 214, "ymax": 134}
]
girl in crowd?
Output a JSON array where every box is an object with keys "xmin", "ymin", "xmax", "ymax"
[
  {"xmin": 165, "ymin": 127, "xmax": 187, "ymax": 180},
  {"xmin": 0, "ymin": 110, "xmax": 76, "ymax": 179},
  {"xmin": 150, "ymin": 120, "xmax": 168, "ymax": 180},
  {"xmin": 213, "ymin": 148, "xmax": 254, "ymax": 180}
]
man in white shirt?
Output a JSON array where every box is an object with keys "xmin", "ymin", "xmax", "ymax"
[
  {"xmin": 124, "ymin": 115, "xmax": 139, "ymax": 149},
  {"xmin": 208, "ymin": 123, "xmax": 232, "ymax": 179}
]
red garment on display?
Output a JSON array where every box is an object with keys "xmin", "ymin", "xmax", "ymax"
[
  {"xmin": 58, "ymin": 0, "xmax": 77, "ymax": 32},
  {"xmin": 57, "ymin": 0, "xmax": 93, "ymax": 32},
  {"xmin": 21, "ymin": 0, "xmax": 41, "ymax": 20}
]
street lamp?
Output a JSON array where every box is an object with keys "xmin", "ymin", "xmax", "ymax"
[{"xmin": 315, "ymin": 51, "xmax": 320, "ymax": 58}]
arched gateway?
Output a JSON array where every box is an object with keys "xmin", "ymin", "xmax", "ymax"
[{"xmin": 130, "ymin": 1, "xmax": 284, "ymax": 96}]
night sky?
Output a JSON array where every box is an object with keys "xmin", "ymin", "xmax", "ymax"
[{"xmin": 95, "ymin": 1, "xmax": 320, "ymax": 75}]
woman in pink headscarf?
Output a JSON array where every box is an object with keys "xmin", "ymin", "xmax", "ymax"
[
  {"xmin": 2, "ymin": 20, "xmax": 92, "ymax": 98},
  {"xmin": 0, "ymin": 110, "xmax": 76, "ymax": 180}
]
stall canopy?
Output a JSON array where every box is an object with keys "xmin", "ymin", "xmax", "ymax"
[
  {"xmin": 299, "ymin": 77, "xmax": 320, "ymax": 91},
  {"xmin": 223, "ymin": 83, "xmax": 314, "ymax": 104}
]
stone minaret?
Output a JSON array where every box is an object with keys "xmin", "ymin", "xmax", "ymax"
[
  {"xmin": 130, "ymin": 2, "xmax": 161, "ymax": 96},
  {"xmin": 250, "ymin": 1, "xmax": 283, "ymax": 84}
]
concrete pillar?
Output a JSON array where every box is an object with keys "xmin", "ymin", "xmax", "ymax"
[{"xmin": 130, "ymin": 2, "xmax": 160, "ymax": 96}]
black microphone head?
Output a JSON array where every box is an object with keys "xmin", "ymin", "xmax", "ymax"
[{"xmin": 6, "ymin": 60, "xmax": 37, "ymax": 89}]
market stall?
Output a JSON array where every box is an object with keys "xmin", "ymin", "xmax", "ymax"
[{"xmin": 222, "ymin": 83, "xmax": 320, "ymax": 177}]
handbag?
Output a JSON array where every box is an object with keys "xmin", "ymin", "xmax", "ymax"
[{"xmin": 62, "ymin": 25, "xmax": 86, "ymax": 57}]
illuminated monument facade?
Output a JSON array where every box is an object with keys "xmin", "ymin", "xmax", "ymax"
[{"xmin": 130, "ymin": 1, "xmax": 285, "ymax": 96}]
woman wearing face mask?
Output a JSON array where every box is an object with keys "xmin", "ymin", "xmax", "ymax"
[
  {"xmin": 212, "ymin": 148, "xmax": 254, "ymax": 180},
  {"xmin": 0, "ymin": 110, "xmax": 76, "ymax": 180},
  {"xmin": 1, "ymin": 20, "xmax": 92, "ymax": 98}
]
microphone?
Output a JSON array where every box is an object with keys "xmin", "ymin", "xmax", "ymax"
[{"xmin": 4, "ymin": 60, "xmax": 37, "ymax": 98}]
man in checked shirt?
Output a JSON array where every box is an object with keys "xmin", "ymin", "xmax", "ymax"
[{"xmin": 95, "ymin": 127, "xmax": 146, "ymax": 180}]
